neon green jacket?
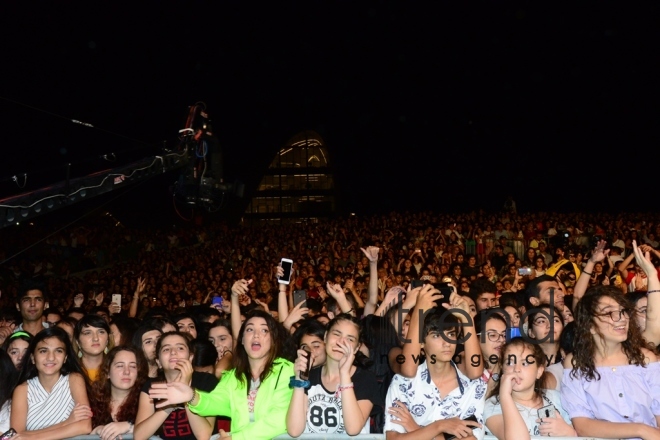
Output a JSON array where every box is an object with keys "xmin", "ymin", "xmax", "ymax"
[{"xmin": 189, "ymin": 358, "xmax": 294, "ymax": 440}]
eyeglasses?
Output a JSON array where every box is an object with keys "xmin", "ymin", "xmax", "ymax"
[
  {"xmin": 596, "ymin": 309, "xmax": 631, "ymax": 322},
  {"xmin": 478, "ymin": 331, "xmax": 506, "ymax": 342}
]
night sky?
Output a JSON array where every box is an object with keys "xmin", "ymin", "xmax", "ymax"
[{"xmin": 1, "ymin": 3, "xmax": 659, "ymax": 228}]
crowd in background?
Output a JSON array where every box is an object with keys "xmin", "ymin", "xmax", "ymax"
[{"xmin": 1, "ymin": 208, "xmax": 660, "ymax": 440}]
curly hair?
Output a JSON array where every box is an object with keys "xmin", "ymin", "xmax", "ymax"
[
  {"xmin": 570, "ymin": 285, "xmax": 647, "ymax": 381},
  {"xmin": 91, "ymin": 345, "xmax": 149, "ymax": 426}
]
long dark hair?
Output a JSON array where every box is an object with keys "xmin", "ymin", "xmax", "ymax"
[
  {"xmin": 233, "ymin": 310, "xmax": 285, "ymax": 387},
  {"xmin": 487, "ymin": 337, "xmax": 549, "ymax": 402},
  {"xmin": 571, "ymin": 285, "xmax": 646, "ymax": 381},
  {"xmin": 17, "ymin": 326, "xmax": 89, "ymax": 385},
  {"xmin": 0, "ymin": 349, "xmax": 18, "ymax": 411},
  {"xmin": 90, "ymin": 346, "xmax": 148, "ymax": 426}
]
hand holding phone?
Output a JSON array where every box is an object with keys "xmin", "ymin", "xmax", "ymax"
[
  {"xmin": 211, "ymin": 296, "xmax": 223, "ymax": 311},
  {"xmin": 537, "ymin": 404, "xmax": 556, "ymax": 419},
  {"xmin": 278, "ymin": 258, "xmax": 293, "ymax": 285},
  {"xmin": 112, "ymin": 294, "xmax": 122, "ymax": 308},
  {"xmin": 300, "ymin": 346, "xmax": 312, "ymax": 380}
]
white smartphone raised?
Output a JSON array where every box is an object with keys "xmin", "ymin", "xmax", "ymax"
[
  {"xmin": 112, "ymin": 294, "xmax": 122, "ymax": 308},
  {"xmin": 278, "ymin": 258, "xmax": 293, "ymax": 285}
]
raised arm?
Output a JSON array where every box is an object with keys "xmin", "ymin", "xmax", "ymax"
[
  {"xmin": 635, "ymin": 241, "xmax": 660, "ymax": 347},
  {"xmin": 361, "ymin": 246, "xmax": 380, "ymax": 316},
  {"xmin": 573, "ymin": 240, "xmax": 608, "ymax": 310},
  {"xmin": 326, "ymin": 282, "xmax": 355, "ymax": 316},
  {"xmin": 617, "ymin": 251, "xmax": 636, "ymax": 283},
  {"xmin": 400, "ymin": 285, "xmax": 441, "ymax": 378},
  {"xmin": 129, "ymin": 277, "xmax": 146, "ymax": 318},
  {"xmin": 444, "ymin": 291, "xmax": 483, "ymax": 380},
  {"xmin": 231, "ymin": 279, "xmax": 252, "ymax": 341}
]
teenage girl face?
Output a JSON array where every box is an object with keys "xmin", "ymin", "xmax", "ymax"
[
  {"xmin": 529, "ymin": 308, "xmax": 563, "ymax": 343},
  {"xmin": 300, "ymin": 333, "xmax": 326, "ymax": 368},
  {"xmin": 109, "ymin": 350, "xmax": 138, "ymax": 391},
  {"xmin": 324, "ymin": 319, "xmax": 360, "ymax": 362},
  {"xmin": 242, "ymin": 317, "xmax": 272, "ymax": 361},
  {"xmin": 502, "ymin": 345, "xmax": 544, "ymax": 393},
  {"xmin": 479, "ymin": 317, "xmax": 506, "ymax": 363},
  {"xmin": 7, "ymin": 338, "xmax": 30, "ymax": 369},
  {"xmin": 177, "ymin": 318, "xmax": 197, "ymax": 339},
  {"xmin": 141, "ymin": 330, "xmax": 162, "ymax": 362},
  {"xmin": 504, "ymin": 306, "xmax": 521, "ymax": 328},
  {"xmin": 32, "ymin": 337, "xmax": 67, "ymax": 376},
  {"xmin": 157, "ymin": 334, "xmax": 192, "ymax": 372},
  {"xmin": 208, "ymin": 325, "xmax": 233, "ymax": 358},
  {"xmin": 78, "ymin": 324, "xmax": 109, "ymax": 356}
]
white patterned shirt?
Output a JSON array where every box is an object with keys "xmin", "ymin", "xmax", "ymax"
[{"xmin": 385, "ymin": 361, "xmax": 487, "ymax": 440}]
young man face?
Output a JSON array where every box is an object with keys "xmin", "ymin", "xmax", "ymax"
[
  {"xmin": 476, "ymin": 292, "xmax": 497, "ymax": 311},
  {"xmin": 18, "ymin": 289, "xmax": 46, "ymax": 323}
]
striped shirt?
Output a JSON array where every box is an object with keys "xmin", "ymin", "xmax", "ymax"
[{"xmin": 26, "ymin": 374, "xmax": 75, "ymax": 430}]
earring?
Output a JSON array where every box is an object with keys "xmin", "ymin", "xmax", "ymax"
[
  {"xmin": 104, "ymin": 346, "xmax": 108, "ymax": 355},
  {"xmin": 78, "ymin": 350, "xmax": 83, "ymax": 358}
]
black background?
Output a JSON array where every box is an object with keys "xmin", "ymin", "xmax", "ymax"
[{"xmin": 1, "ymin": 2, "xmax": 659, "ymax": 227}]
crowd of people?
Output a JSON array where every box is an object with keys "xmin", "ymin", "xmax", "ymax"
[{"xmin": 1, "ymin": 208, "xmax": 660, "ymax": 440}]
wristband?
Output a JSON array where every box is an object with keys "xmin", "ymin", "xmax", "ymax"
[
  {"xmin": 581, "ymin": 270, "xmax": 593, "ymax": 276},
  {"xmin": 335, "ymin": 382, "xmax": 354, "ymax": 397},
  {"xmin": 186, "ymin": 389, "xmax": 199, "ymax": 407},
  {"xmin": 289, "ymin": 376, "xmax": 310, "ymax": 388},
  {"xmin": 647, "ymin": 290, "xmax": 660, "ymax": 295}
]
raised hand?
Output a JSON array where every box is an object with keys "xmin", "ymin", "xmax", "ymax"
[
  {"xmin": 415, "ymin": 284, "xmax": 443, "ymax": 312},
  {"xmin": 633, "ymin": 240, "xmax": 656, "ymax": 277},
  {"xmin": 74, "ymin": 293, "xmax": 84, "ymax": 308},
  {"xmin": 360, "ymin": 246, "xmax": 380, "ymax": 263},
  {"xmin": 589, "ymin": 240, "xmax": 609, "ymax": 263},
  {"xmin": 326, "ymin": 282, "xmax": 346, "ymax": 300},
  {"xmin": 149, "ymin": 381, "xmax": 194, "ymax": 408},
  {"xmin": 231, "ymin": 279, "xmax": 252, "ymax": 298},
  {"xmin": 441, "ymin": 290, "xmax": 471, "ymax": 323},
  {"xmin": 283, "ymin": 301, "xmax": 310, "ymax": 330},
  {"xmin": 136, "ymin": 277, "xmax": 147, "ymax": 294}
]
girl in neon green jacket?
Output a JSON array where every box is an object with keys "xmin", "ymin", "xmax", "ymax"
[{"xmin": 149, "ymin": 308, "xmax": 294, "ymax": 440}]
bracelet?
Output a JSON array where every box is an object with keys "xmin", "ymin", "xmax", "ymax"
[
  {"xmin": 581, "ymin": 270, "xmax": 593, "ymax": 276},
  {"xmin": 186, "ymin": 389, "xmax": 199, "ymax": 407},
  {"xmin": 289, "ymin": 376, "xmax": 310, "ymax": 388},
  {"xmin": 335, "ymin": 382, "xmax": 354, "ymax": 397},
  {"xmin": 647, "ymin": 290, "xmax": 660, "ymax": 295}
]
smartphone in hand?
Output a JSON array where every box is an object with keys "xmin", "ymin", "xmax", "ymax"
[{"xmin": 278, "ymin": 258, "xmax": 293, "ymax": 285}]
